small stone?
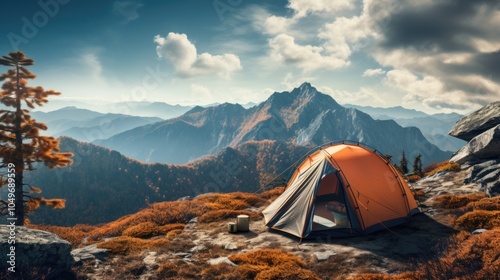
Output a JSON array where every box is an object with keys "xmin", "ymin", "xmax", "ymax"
[
  {"xmin": 208, "ymin": 256, "xmax": 237, "ymax": 266},
  {"xmin": 312, "ymin": 250, "xmax": 337, "ymax": 261},
  {"xmin": 472, "ymin": 229, "xmax": 488, "ymax": 235},
  {"xmin": 224, "ymin": 243, "xmax": 238, "ymax": 250},
  {"xmin": 190, "ymin": 244, "xmax": 206, "ymax": 252},
  {"xmin": 174, "ymin": 252, "xmax": 192, "ymax": 258}
]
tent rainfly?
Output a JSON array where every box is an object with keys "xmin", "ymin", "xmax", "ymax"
[{"xmin": 262, "ymin": 143, "xmax": 420, "ymax": 239}]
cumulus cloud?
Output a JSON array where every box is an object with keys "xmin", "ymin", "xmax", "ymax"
[
  {"xmin": 262, "ymin": 0, "xmax": 372, "ymax": 72},
  {"xmin": 363, "ymin": 68, "xmax": 385, "ymax": 77},
  {"xmin": 154, "ymin": 32, "xmax": 242, "ymax": 78},
  {"xmin": 369, "ymin": 0, "xmax": 500, "ymax": 110},
  {"xmin": 269, "ymin": 34, "xmax": 349, "ymax": 71},
  {"xmin": 287, "ymin": 0, "xmax": 354, "ymax": 18}
]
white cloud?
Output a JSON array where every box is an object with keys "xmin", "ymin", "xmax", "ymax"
[
  {"xmin": 80, "ymin": 52, "xmax": 103, "ymax": 83},
  {"xmin": 154, "ymin": 32, "xmax": 242, "ymax": 78},
  {"xmin": 264, "ymin": 15, "xmax": 297, "ymax": 35},
  {"xmin": 363, "ymin": 68, "xmax": 385, "ymax": 77},
  {"xmin": 269, "ymin": 34, "xmax": 349, "ymax": 71},
  {"xmin": 112, "ymin": 1, "xmax": 143, "ymax": 23},
  {"xmin": 318, "ymin": 85, "xmax": 387, "ymax": 106},
  {"xmin": 288, "ymin": 0, "xmax": 354, "ymax": 18},
  {"xmin": 258, "ymin": 0, "xmax": 374, "ymax": 73},
  {"xmin": 384, "ymin": 69, "xmax": 477, "ymax": 110},
  {"xmin": 190, "ymin": 84, "xmax": 212, "ymax": 98}
]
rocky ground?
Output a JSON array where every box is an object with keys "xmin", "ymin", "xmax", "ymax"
[{"xmin": 72, "ymin": 166, "xmax": 484, "ymax": 280}]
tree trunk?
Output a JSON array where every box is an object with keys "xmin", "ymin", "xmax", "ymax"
[{"xmin": 14, "ymin": 63, "xmax": 24, "ymax": 226}]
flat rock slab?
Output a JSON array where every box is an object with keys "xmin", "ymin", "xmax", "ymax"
[
  {"xmin": 0, "ymin": 226, "xmax": 73, "ymax": 279},
  {"xmin": 450, "ymin": 124, "xmax": 500, "ymax": 164},
  {"xmin": 449, "ymin": 101, "xmax": 500, "ymax": 141}
]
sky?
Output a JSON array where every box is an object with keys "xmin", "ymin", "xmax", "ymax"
[{"xmin": 1, "ymin": 0, "xmax": 499, "ymax": 114}]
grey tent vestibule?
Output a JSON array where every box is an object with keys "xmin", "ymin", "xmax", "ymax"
[{"xmin": 262, "ymin": 143, "xmax": 420, "ymax": 239}]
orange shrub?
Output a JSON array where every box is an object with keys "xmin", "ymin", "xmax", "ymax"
[
  {"xmin": 454, "ymin": 210, "xmax": 500, "ymax": 229},
  {"xmin": 229, "ymin": 248, "xmax": 306, "ymax": 268},
  {"xmin": 465, "ymin": 196, "xmax": 500, "ymax": 212},
  {"xmin": 166, "ymin": 229, "xmax": 183, "ymax": 238},
  {"xmin": 433, "ymin": 193, "xmax": 486, "ymax": 209},
  {"xmin": 425, "ymin": 161, "xmax": 460, "ymax": 176},
  {"xmin": 260, "ymin": 187, "xmax": 285, "ymax": 199},
  {"xmin": 198, "ymin": 209, "xmax": 262, "ymax": 223},
  {"xmin": 357, "ymin": 229, "xmax": 500, "ymax": 279},
  {"xmin": 97, "ymin": 236, "xmax": 169, "ymax": 255},
  {"xmin": 28, "ymin": 224, "xmax": 97, "ymax": 247},
  {"xmin": 122, "ymin": 222, "xmax": 162, "ymax": 239},
  {"xmin": 255, "ymin": 264, "xmax": 321, "ymax": 280},
  {"xmin": 194, "ymin": 192, "xmax": 267, "ymax": 210},
  {"xmin": 159, "ymin": 223, "xmax": 185, "ymax": 233},
  {"xmin": 228, "ymin": 249, "xmax": 319, "ymax": 280},
  {"xmin": 88, "ymin": 200, "xmax": 204, "ymax": 241},
  {"xmin": 406, "ymin": 174, "xmax": 421, "ymax": 183}
]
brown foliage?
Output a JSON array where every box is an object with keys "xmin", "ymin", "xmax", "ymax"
[
  {"xmin": 1, "ymin": 52, "xmax": 73, "ymax": 224},
  {"xmin": 454, "ymin": 210, "xmax": 500, "ymax": 229},
  {"xmin": 28, "ymin": 224, "xmax": 97, "ymax": 247},
  {"xmin": 229, "ymin": 249, "xmax": 319, "ymax": 280},
  {"xmin": 406, "ymin": 174, "xmax": 421, "ymax": 183},
  {"xmin": 97, "ymin": 236, "xmax": 169, "ymax": 255},
  {"xmin": 260, "ymin": 186, "xmax": 285, "ymax": 200},
  {"xmin": 425, "ymin": 161, "xmax": 460, "ymax": 176},
  {"xmin": 433, "ymin": 193, "xmax": 486, "ymax": 209},
  {"xmin": 122, "ymin": 222, "xmax": 162, "ymax": 239},
  {"xmin": 464, "ymin": 196, "xmax": 500, "ymax": 212}
]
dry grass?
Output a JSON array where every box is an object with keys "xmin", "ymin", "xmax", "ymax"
[
  {"xmin": 229, "ymin": 249, "xmax": 320, "ymax": 280},
  {"xmin": 260, "ymin": 186, "xmax": 285, "ymax": 200},
  {"xmin": 433, "ymin": 193, "xmax": 486, "ymax": 209},
  {"xmin": 425, "ymin": 161, "xmax": 460, "ymax": 176},
  {"xmin": 96, "ymin": 236, "xmax": 170, "ymax": 255},
  {"xmin": 198, "ymin": 209, "xmax": 262, "ymax": 223},
  {"xmin": 464, "ymin": 196, "xmax": 500, "ymax": 212},
  {"xmin": 357, "ymin": 229, "xmax": 500, "ymax": 280},
  {"xmin": 28, "ymin": 224, "xmax": 97, "ymax": 247},
  {"xmin": 454, "ymin": 210, "xmax": 500, "ymax": 229},
  {"xmin": 406, "ymin": 174, "xmax": 421, "ymax": 183}
]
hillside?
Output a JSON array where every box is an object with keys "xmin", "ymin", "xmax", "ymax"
[
  {"xmin": 24, "ymin": 166, "xmax": 500, "ymax": 280},
  {"xmin": 27, "ymin": 137, "xmax": 311, "ymax": 226},
  {"xmin": 32, "ymin": 107, "xmax": 163, "ymax": 142},
  {"xmin": 96, "ymin": 83, "xmax": 451, "ymax": 165},
  {"xmin": 344, "ymin": 104, "xmax": 465, "ymax": 152}
]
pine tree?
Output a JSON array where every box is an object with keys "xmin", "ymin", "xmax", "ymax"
[
  {"xmin": 399, "ymin": 151, "xmax": 409, "ymax": 175},
  {"xmin": 413, "ymin": 154, "xmax": 423, "ymax": 176},
  {"xmin": 0, "ymin": 51, "xmax": 73, "ymax": 226}
]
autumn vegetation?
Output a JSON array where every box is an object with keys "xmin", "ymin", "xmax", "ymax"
[
  {"xmin": 26, "ymin": 159, "xmax": 499, "ymax": 279},
  {"xmin": 0, "ymin": 51, "xmax": 72, "ymax": 225}
]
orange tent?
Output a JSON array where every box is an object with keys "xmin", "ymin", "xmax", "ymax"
[{"xmin": 262, "ymin": 143, "xmax": 420, "ymax": 239}]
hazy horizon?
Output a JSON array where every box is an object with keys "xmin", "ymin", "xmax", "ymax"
[{"xmin": 2, "ymin": 0, "xmax": 499, "ymax": 115}]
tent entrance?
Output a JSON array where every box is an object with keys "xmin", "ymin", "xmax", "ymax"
[{"xmin": 311, "ymin": 173, "xmax": 350, "ymax": 231}]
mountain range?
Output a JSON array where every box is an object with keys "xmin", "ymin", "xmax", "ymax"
[
  {"xmin": 32, "ymin": 107, "xmax": 163, "ymax": 142},
  {"xmin": 344, "ymin": 104, "xmax": 466, "ymax": 152},
  {"xmin": 95, "ymin": 83, "xmax": 451, "ymax": 165},
  {"xmin": 27, "ymin": 137, "xmax": 310, "ymax": 225}
]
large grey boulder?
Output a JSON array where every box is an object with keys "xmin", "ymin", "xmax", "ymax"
[
  {"xmin": 449, "ymin": 101, "xmax": 500, "ymax": 141},
  {"xmin": 71, "ymin": 244, "xmax": 110, "ymax": 265},
  {"xmin": 450, "ymin": 124, "xmax": 500, "ymax": 164},
  {"xmin": 463, "ymin": 160, "xmax": 500, "ymax": 196},
  {"xmin": 0, "ymin": 226, "xmax": 74, "ymax": 279}
]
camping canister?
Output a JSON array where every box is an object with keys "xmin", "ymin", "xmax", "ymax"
[
  {"xmin": 228, "ymin": 222, "xmax": 238, "ymax": 233},
  {"xmin": 236, "ymin": 215, "xmax": 249, "ymax": 232}
]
